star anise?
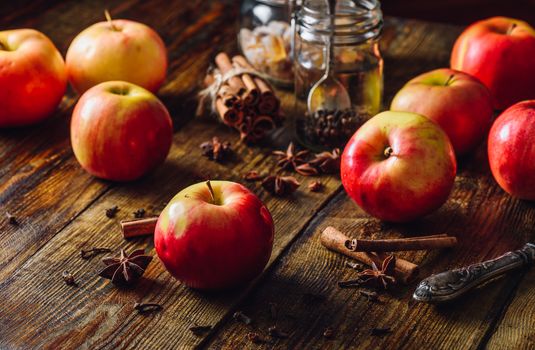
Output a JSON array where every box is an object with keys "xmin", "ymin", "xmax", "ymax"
[
  {"xmin": 261, "ymin": 175, "xmax": 300, "ymax": 196},
  {"xmin": 338, "ymin": 255, "xmax": 396, "ymax": 289},
  {"xmin": 308, "ymin": 148, "xmax": 341, "ymax": 174},
  {"xmin": 200, "ymin": 137, "xmax": 232, "ymax": 162},
  {"xmin": 243, "ymin": 170, "xmax": 265, "ymax": 182},
  {"xmin": 99, "ymin": 249, "xmax": 152, "ymax": 285},
  {"xmin": 295, "ymin": 162, "xmax": 319, "ymax": 176},
  {"xmin": 272, "ymin": 142, "xmax": 310, "ymax": 172}
]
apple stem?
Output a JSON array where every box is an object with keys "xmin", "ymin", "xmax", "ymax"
[
  {"xmin": 444, "ymin": 74, "xmax": 455, "ymax": 86},
  {"xmin": 104, "ymin": 9, "xmax": 119, "ymax": 31},
  {"xmin": 0, "ymin": 41, "xmax": 5, "ymax": 51},
  {"xmin": 206, "ymin": 180, "xmax": 216, "ymax": 204},
  {"xmin": 507, "ymin": 23, "xmax": 517, "ymax": 35}
]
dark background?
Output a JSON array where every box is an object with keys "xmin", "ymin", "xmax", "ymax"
[
  {"xmin": 1, "ymin": 0, "xmax": 535, "ymax": 26},
  {"xmin": 382, "ymin": 0, "xmax": 535, "ymax": 25}
]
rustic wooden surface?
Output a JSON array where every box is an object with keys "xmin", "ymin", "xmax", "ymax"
[{"xmin": 0, "ymin": 1, "xmax": 534, "ymax": 349}]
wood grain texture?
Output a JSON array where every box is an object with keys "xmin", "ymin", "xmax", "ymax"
[
  {"xmin": 203, "ymin": 19, "xmax": 535, "ymax": 350},
  {"xmin": 486, "ymin": 267, "xmax": 535, "ymax": 349},
  {"xmin": 0, "ymin": 3, "xmax": 341, "ymax": 349},
  {"xmin": 1, "ymin": 1, "xmax": 534, "ymax": 349}
]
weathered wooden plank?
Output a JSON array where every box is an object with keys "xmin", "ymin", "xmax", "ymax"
[
  {"xmin": 203, "ymin": 152, "xmax": 535, "ymax": 350},
  {"xmin": 485, "ymin": 265, "xmax": 535, "ymax": 349},
  {"xmin": 0, "ymin": 0, "xmax": 153, "ymax": 280},
  {"xmin": 0, "ymin": 0, "xmax": 238, "ymax": 287},
  {"xmin": 202, "ymin": 20, "xmax": 535, "ymax": 349},
  {"xmin": 0, "ymin": 112, "xmax": 343, "ymax": 349}
]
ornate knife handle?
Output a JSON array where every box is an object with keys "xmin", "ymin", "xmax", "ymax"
[{"xmin": 413, "ymin": 243, "xmax": 535, "ymax": 303}]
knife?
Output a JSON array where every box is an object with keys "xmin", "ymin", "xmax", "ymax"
[{"xmin": 413, "ymin": 243, "xmax": 535, "ymax": 303}]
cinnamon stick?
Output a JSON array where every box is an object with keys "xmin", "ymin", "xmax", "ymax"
[
  {"xmin": 320, "ymin": 226, "xmax": 419, "ymax": 284},
  {"xmin": 215, "ymin": 53, "xmax": 246, "ymax": 95},
  {"xmin": 216, "ymin": 98, "xmax": 242, "ymax": 126},
  {"xmin": 233, "ymin": 56, "xmax": 260, "ymax": 106},
  {"xmin": 121, "ymin": 217, "xmax": 158, "ymax": 239},
  {"xmin": 345, "ymin": 234, "xmax": 457, "ymax": 252}
]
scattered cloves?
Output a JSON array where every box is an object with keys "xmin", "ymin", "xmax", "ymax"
[
  {"xmin": 62, "ymin": 271, "xmax": 77, "ymax": 286},
  {"xmin": 6, "ymin": 212, "xmax": 18, "ymax": 225},
  {"xmin": 133, "ymin": 208, "xmax": 146, "ymax": 218},
  {"xmin": 233, "ymin": 311, "xmax": 252, "ymax": 325},
  {"xmin": 246, "ymin": 332, "xmax": 265, "ymax": 344},
  {"xmin": 80, "ymin": 247, "xmax": 112, "ymax": 260},
  {"xmin": 105, "ymin": 206, "xmax": 119, "ymax": 218},
  {"xmin": 359, "ymin": 290, "xmax": 379, "ymax": 301},
  {"xmin": 134, "ymin": 302, "xmax": 163, "ymax": 314},
  {"xmin": 323, "ymin": 326, "xmax": 335, "ymax": 339},
  {"xmin": 189, "ymin": 325, "xmax": 212, "ymax": 336},
  {"xmin": 371, "ymin": 327, "xmax": 392, "ymax": 336},
  {"xmin": 308, "ymin": 180, "xmax": 323, "ymax": 192},
  {"xmin": 268, "ymin": 325, "xmax": 289, "ymax": 339}
]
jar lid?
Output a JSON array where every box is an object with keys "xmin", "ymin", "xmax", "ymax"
[{"xmin": 298, "ymin": 0, "xmax": 383, "ymax": 45}]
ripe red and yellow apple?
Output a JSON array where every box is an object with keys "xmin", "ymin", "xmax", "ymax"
[
  {"xmin": 70, "ymin": 81, "xmax": 173, "ymax": 181},
  {"xmin": 391, "ymin": 68, "xmax": 493, "ymax": 155},
  {"xmin": 451, "ymin": 17, "xmax": 535, "ymax": 110},
  {"xmin": 0, "ymin": 29, "xmax": 66, "ymax": 127},
  {"xmin": 341, "ymin": 111, "xmax": 457, "ymax": 222},
  {"xmin": 154, "ymin": 180, "xmax": 274, "ymax": 290},
  {"xmin": 66, "ymin": 14, "xmax": 167, "ymax": 93},
  {"xmin": 488, "ymin": 100, "xmax": 535, "ymax": 200}
]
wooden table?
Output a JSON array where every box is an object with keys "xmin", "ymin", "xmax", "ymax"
[{"xmin": 1, "ymin": 1, "xmax": 534, "ymax": 349}]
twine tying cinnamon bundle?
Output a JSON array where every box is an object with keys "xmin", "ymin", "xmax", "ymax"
[{"xmin": 198, "ymin": 53, "xmax": 283, "ymax": 144}]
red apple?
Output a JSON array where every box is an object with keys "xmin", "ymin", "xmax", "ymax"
[
  {"xmin": 66, "ymin": 13, "xmax": 167, "ymax": 93},
  {"xmin": 488, "ymin": 100, "xmax": 535, "ymax": 200},
  {"xmin": 0, "ymin": 29, "xmax": 66, "ymax": 127},
  {"xmin": 154, "ymin": 180, "xmax": 274, "ymax": 290},
  {"xmin": 341, "ymin": 111, "xmax": 457, "ymax": 222},
  {"xmin": 451, "ymin": 17, "xmax": 535, "ymax": 110},
  {"xmin": 70, "ymin": 81, "xmax": 173, "ymax": 181},
  {"xmin": 391, "ymin": 68, "xmax": 493, "ymax": 155}
]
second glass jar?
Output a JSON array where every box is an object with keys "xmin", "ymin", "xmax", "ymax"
[{"xmin": 294, "ymin": 0, "xmax": 384, "ymax": 150}]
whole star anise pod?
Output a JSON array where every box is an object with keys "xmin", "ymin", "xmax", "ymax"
[
  {"xmin": 261, "ymin": 175, "xmax": 300, "ymax": 196},
  {"xmin": 272, "ymin": 142, "xmax": 310, "ymax": 172},
  {"xmin": 243, "ymin": 170, "xmax": 265, "ymax": 182},
  {"xmin": 295, "ymin": 162, "xmax": 319, "ymax": 176},
  {"xmin": 99, "ymin": 249, "xmax": 152, "ymax": 285},
  {"xmin": 200, "ymin": 137, "xmax": 232, "ymax": 162},
  {"xmin": 309, "ymin": 148, "xmax": 341, "ymax": 174},
  {"xmin": 338, "ymin": 255, "xmax": 396, "ymax": 289}
]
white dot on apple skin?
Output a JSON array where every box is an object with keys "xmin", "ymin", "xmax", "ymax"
[
  {"xmin": 498, "ymin": 124, "xmax": 511, "ymax": 141},
  {"xmin": 169, "ymin": 202, "xmax": 187, "ymax": 219}
]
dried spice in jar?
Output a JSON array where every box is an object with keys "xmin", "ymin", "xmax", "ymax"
[{"xmin": 294, "ymin": 0, "xmax": 383, "ymax": 150}]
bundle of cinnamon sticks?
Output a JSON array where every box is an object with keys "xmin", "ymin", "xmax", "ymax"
[{"xmin": 201, "ymin": 52, "xmax": 283, "ymax": 144}]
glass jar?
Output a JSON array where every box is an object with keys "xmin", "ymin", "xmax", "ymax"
[
  {"xmin": 239, "ymin": 0, "xmax": 297, "ymax": 86},
  {"xmin": 294, "ymin": 0, "xmax": 383, "ymax": 150}
]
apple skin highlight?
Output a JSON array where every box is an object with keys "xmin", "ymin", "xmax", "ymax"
[
  {"xmin": 154, "ymin": 181, "xmax": 274, "ymax": 290},
  {"xmin": 70, "ymin": 81, "xmax": 173, "ymax": 181},
  {"xmin": 341, "ymin": 111, "xmax": 457, "ymax": 223}
]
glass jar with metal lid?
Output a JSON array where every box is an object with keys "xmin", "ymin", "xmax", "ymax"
[
  {"xmin": 294, "ymin": 0, "xmax": 383, "ymax": 150},
  {"xmin": 239, "ymin": 0, "xmax": 298, "ymax": 86}
]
